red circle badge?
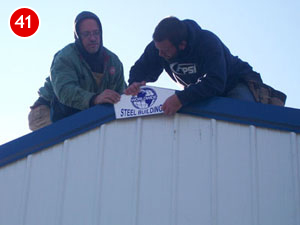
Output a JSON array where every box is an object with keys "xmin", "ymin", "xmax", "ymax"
[
  {"xmin": 109, "ymin": 66, "xmax": 116, "ymax": 75},
  {"xmin": 10, "ymin": 7, "xmax": 39, "ymax": 38}
]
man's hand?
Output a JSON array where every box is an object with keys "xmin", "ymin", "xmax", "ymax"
[
  {"xmin": 162, "ymin": 94, "xmax": 182, "ymax": 116},
  {"xmin": 94, "ymin": 89, "xmax": 121, "ymax": 105},
  {"xmin": 124, "ymin": 81, "xmax": 146, "ymax": 96}
]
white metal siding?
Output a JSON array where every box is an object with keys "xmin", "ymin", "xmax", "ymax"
[{"xmin": 0, "ymin": 114, "xmax": 299, "ymax": 225}]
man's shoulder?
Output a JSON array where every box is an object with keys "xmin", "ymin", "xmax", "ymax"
[
  {"xmin": 56, "ymin": 43, "xmax": 77, "ymax": 57},
  {"xmin": 183, "ymin": 19, "xmax": 201, "ymax": 28},
  {"xmin": 51, "ymin": 43, "xmax": 81, "ymax": 66},
  {"xmin": 182, "ymin": 19, "xmax": 218, "ymax": 42},
  {"xmin": 187, "ymin": 26, "xmax": 222, "ymax": 51}
]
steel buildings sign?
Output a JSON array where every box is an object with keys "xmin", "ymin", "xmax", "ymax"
[{"xmin": 114, "ymin": 86, "xmax": 175, "ymax": 119}]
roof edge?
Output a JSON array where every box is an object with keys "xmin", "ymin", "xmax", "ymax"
[
  {"xmin": 1, "ymin": 97, "xmax": 300, "ymax": 168},
  {"xmin": 0, "ymin": 104, "xmax": 115, "ymax": 168},
  {"xmin": 179, "ymin": 97, "xmax": 300, "ymax": 132}
]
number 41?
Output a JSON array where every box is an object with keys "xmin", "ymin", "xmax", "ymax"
[{"xmin": 15, "ymin": 15, "xmax": 31, "ymax": 28}]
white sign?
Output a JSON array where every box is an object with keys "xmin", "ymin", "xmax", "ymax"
[{"xmin": 114, "ymin": 86, "xmax": 175, "ymax": 119}]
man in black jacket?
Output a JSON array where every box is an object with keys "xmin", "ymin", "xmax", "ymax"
[{"xmin": 125, "ymin": 16, "xmax": 285, "ymax": 115}]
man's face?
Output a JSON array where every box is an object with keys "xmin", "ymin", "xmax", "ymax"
[
  {"xmin": 154, "ymin": 39, "xmax": 178, "ymax": 61},
  {"xmin": 79, "ymin": 18, "xmax": 101, "ymax": 54}
]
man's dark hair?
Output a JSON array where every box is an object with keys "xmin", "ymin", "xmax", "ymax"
[{"xmin": 153, "ymin": 16, "xmax": 187, "ymax": 46}]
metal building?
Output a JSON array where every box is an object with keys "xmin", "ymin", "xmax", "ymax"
[{"xmin": 0, "ymin": 96, "xmax": 300, "ymax": 225}]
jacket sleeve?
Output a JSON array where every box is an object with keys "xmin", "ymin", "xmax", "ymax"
[
  {"xmin": 176, "ymin": 33, "xmax": 227, "ymax": 106},
  {"xmin": 50, "ymin": 52, "xmax": 95, "ymax": 110},
  {"xmin": 38, "ymin": 76, "xmax": 55, "ymax": 102},
  {"xmin": 128, "ymin": 42, "xmax": 164, "ymax": 85}
]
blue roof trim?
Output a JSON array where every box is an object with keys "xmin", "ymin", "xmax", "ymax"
[
  {"xmin": 179, "ymin": 97, "xmax": 300, "ymax": 132},
  {"xmin": 1, "ymin": 97, "xmax": 300, "ymax": 168},
  {"xmin": 0, "ymin": 104, "xmax": 115, "ymax": 168}
]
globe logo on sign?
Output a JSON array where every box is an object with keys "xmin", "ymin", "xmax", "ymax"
[{"xmin": 130, "ymin": 87, "xmax": 158, "ymax": 109}]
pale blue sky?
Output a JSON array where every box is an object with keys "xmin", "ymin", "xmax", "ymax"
[{"xmin": 1, "ymin": 0, "xmax": 299, "ymax": 144}]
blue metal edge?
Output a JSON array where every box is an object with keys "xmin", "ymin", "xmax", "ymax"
[
  {"xmin": 1, "ymin": 97, "xmax": 300, "ymax": 168},
  {"xmin": 0, "ymin": 104, "xmax": 115, "ymax": 168},
  {"xmin": 179, "ymin": 97, "xmax": 300, "ymax": 132}
]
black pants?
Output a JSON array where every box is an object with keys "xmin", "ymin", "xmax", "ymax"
[{"xmin": 50, "ymin": 97, "xmax": 80, "ymax": 122}]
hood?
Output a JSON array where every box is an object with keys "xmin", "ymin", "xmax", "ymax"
[
  {"xmin": 74, "ymin": 11, "xmax": 103, "ymax": 49},
  {"xmin": 177, "ymin": 19, "xmax": 202, "ymax": 58},
  {"xmin": 73, "ymin": 11, "xmax": 105, "ymax": 73}
]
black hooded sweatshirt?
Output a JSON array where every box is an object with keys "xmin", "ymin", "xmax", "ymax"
[{"xmin": 129, "ymin": 19, "xmax": 262, "ymax": 106}]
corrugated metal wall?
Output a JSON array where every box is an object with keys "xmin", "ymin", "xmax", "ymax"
[{"xmin": 0, "ymin": 114, "xmax": 299, "ymax": 225}]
